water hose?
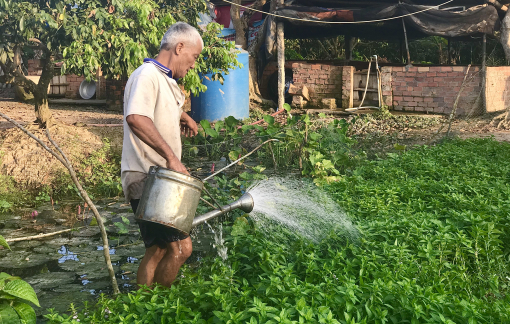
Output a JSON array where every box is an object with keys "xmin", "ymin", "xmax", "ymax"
[
  {"xmin": 203, "ymin": 138, "xmax": 280, "ymax": 181},
  {"xmin": 345, "ymin": 55, "xmax": 382, "ymax": 112}
]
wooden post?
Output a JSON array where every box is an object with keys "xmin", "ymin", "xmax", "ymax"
[
  {"xmin": 345, "ymin": 35, "xmax": 354, "ymax": 61},
  {"xmin": 400, "ymin": 39, "xmax": 404, "ymax": 64},
  {"xmin": 277, "ymin": 0, "xmax": 285, "ymax": 111},
  {"xmin": 482, "ymin": 34, "xmax": 487, "ymax": 113},
  {"xmin": 447, "ymin": 38, "xmax": 451, "ymax": 65},
  {"xmin": 401, "ymin": 19, "xmax": 411, "ymax": 65}
]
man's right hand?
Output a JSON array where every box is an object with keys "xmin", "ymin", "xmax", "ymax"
[{"xmin": 166, "ymin": 157, "xmax": 189, "ymax": 175}]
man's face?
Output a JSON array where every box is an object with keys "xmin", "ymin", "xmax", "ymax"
[{"xmin": 173, "ymin": 39, "xmax": 202, "ymax": 79}]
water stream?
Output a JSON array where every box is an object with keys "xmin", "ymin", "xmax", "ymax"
[{"xmin": 247, "ymin": 177, "xmax": 358, "ymax": 242}]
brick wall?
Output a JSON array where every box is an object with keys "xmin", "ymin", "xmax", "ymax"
[
  {"xmin": 260, "ymin": 61, "xmax": 297, "ymax": 100},
  {"xmin": 26, "ymin": 59, "xmax": 42, "ymax": 76},
  {"xmin": 106, "ymin": 79, "xmax": 127, "ymax": 111},
  {"xmin": 391, "ymin": 66, "xmax": 481, "ymax": 115},
  {"xmin": 292, "ymin": 63, "xmax": 344, "ymax": 106},
  {"xmin": 485, "ymin": 67, "xmax": 510, "ymax": 113},
  {"xmin": 65, "ymin": 74, "xmax": 86, "ymax": 99}
]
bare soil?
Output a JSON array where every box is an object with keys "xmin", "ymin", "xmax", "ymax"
[{"xmin": 0, "ymin": 96, "xmax": 123, "ymax": 186}]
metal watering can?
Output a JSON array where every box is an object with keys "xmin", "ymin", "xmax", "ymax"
[
  {"xmin": 134, "ymin": 166, "xmax": 254, "ymax": 235},
  {"xmin": 134, "ymin": 139, "xmax": 278, "ymax": 234}
]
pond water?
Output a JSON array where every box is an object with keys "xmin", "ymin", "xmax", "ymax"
[{"xmin": 0, "ymin": 199, "xmax": 217, "ymax": 320}]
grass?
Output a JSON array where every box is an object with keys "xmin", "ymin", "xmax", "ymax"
[{"xmin": 44, "ymin": 137, "xmax": 510, "ymax": 323}]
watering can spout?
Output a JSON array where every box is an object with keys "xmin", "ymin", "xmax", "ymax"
[{"xmin": 192, "ymin": 193, "xmax": 254, "ymax": 228}]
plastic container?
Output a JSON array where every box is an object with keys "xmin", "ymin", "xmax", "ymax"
[{"xmin": 190, "ymin": 47, "xmax": 249, "ymax": 122}]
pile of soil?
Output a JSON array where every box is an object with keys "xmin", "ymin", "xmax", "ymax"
[{"xmin": 0, "ymin": 123, "xmax": 102, "ymax": 187}]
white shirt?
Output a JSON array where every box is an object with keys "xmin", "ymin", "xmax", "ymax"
[{"xmin": 121, "ymin": 63, "xmax": 185, "ymax": 202}]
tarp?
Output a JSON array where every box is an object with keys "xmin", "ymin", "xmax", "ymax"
[{"xmin": 263, "ymin": 3, "xmax": 500, "ymax": 55}]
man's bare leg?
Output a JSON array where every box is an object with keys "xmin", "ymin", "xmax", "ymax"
[
  {"xmin": 137, "ymin": 245, "xmax": 167, "ymax": 286},
  {"xmin": 153, "ymin": 237, "xmax": 192, "ymax": 287}
]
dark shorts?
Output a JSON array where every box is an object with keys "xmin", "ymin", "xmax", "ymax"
[{"xmin": 130, "ymin": 199, "xmax": 189, "ymax": 249}]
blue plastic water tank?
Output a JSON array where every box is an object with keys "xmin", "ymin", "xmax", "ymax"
[{"xmin": 190, "ymin": 47, "xmax": 249, "ymax": 122}]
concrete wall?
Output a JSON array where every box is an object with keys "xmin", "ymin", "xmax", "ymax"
[{"xmin": 486, "ymin": 67, "xmax": 510, "ymax": 113}]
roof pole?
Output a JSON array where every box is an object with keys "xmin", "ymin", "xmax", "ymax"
[
  {"xmin": 401, "ymin": 18, "xmax": 411, "ymax": 65},
  {"xmin": 345, "ymin": 35, "xmax": 354, "ymax": 61},
  {"xmin": 277, "ymin": 0, "xmax": 285, "ymax": 111},
  {"xmin": 482, "ymin": 33, "xmax": 487, "ymax": 113}
]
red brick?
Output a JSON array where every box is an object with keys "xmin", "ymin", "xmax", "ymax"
[
  {"xmin": 322, "ymin": 65, "xmax": 331, "ymax": 71},
  {"xmin": 426, "ymin": 73, "xmax": 436, "ymax": 77},
  {"xmin": 408, "ymin": 102, "xmax": 417, "ymax": 107},
  {"xmin": 404, "ymin": 96, "xmax": 413, "ymax": 101},
  {"xmin": 441, "ymin": 67, "xmax": 453, "ymax": 72},
  {"xmin": 414, "ymin": 97, "xmax": 424, "ymax": 102},
  {"xmin": 319, "ymin": 74, "xmax": 328, "ymax": 79},
  {"xmin": 424, "ymin": 97, "xmax": 433, "ymax": 102},
  {"xmin": 311, "ymin": 64, "xmax": 321, "ymax": 70}
]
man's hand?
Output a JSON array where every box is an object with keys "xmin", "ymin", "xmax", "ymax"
[
  {"xmin": 166, "ymin": 156, "xmax": 189, "ymax": 175},
  {"xmin": 180, "ymin": 112, "xmax": 198, "ymax": 137}
]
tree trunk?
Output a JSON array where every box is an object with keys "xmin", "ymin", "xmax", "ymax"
[
  {"xmin": 230, "ymin": 0, "xmax": 273, "ymax": 105},
  {"xmin": 34, "ymin": 57, "xmax": 56, "ymax": 127},
  {"xmin": 230, "ymin": 0, "xmax": 248, "ymax": 49},
  {"xmin": 495, "ymin": 11, "xmax": 510, "ymax": 127}
]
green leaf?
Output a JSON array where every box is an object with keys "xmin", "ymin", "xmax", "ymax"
[
  {"xmin": 283, "ymin": 103, "xmax": 291, "ymax": 113},
  {"xmin": 204, "ymin": 128, "xmax": 219, "ymax": 138},
  {"xmin": 3, "ymin": 280, "xmax": 39, "ymax": 307},
  {"xmin": 225, "ymin": 116, "xmax": 238, "ymax": 128},
  {"xmin": 11, "ymin": 302, "xmax": 35, "ymax": 324},
  {"xmin": 214, "ymin": 120, "xmax": 224, "ymax": 133},
  {"xmin": 200, "ymin": 120, "xmax": 211, "ymax": 129},
  {"xmin": 0, "ymin": 236, "xmax": 9, "ymax": 251},
  {"xmin": 19, "ymin": 16, "xmax": 24, "ymax": 31},
  {"xmin": 263, "ymin": 115, "xmax": 275, "ymax": 125},
  {"xmin": 0, "ymin": 302, "xmax": 21, "ymax": 324}
]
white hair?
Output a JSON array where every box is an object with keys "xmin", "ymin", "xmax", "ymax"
[{"xmin": 160, "ymin": 22, "xmax": 204, "ymax": 51}]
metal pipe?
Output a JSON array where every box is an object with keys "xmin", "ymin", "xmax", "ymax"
[
  {"xmin": 203, "ymin": 139, "xmax": 279, "ymax": 181},
  {"xmin": 191, "ymin": 193, "xmax": 254, "ymax": 228}
]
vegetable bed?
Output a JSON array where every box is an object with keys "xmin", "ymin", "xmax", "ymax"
[{"xmin": 46, "ymin": 138, "xmax": 510, "ymax": 323}]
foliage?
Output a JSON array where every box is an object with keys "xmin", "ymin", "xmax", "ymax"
[
  {"xmin": 184, "ymin": 108, "xmax": 363, "ymax": 185},
  {"xmin": 0, "ymin": 0, "xmax": 239, "ymax": 100},
  {"xmin": 285, "ymin": 35, "xmax": 507, "ymax": 66},
  {"xmin": 0, "ymin": 238, "xmax": 39, "ymax": 324},
  {"xmin": 44, "ymin": 137, "xmax": 510, "ymax": 323}
]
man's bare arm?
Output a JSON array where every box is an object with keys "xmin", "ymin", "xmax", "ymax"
[
  {"xmin": 126, "ymin": 114, "xmax": 188, "ymax": 174},
  {"xmin": 180, "ymin": 112, "xmax": 198, "ymax": 137}
]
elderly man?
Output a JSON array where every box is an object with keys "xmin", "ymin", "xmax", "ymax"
[{"xmin": 121, "ymin": 22, "xmax": 202, "ymax": 288}]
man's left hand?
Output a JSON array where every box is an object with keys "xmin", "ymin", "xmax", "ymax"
[{"xmin": 180, "ymin": 112, "xmax": 198, "ymax": 137}]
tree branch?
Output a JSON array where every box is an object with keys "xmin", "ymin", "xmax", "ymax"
[
  {"xmin": 0, "ymin": 60, "xmax": 37, "ymax": 93},
  {"xmin": 0, "ymin": 111, "xmax": 120, "ymax": 295},
  {"xmin": 242, "ymin": 0, "xmax": 266, "ymax": 22}
]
